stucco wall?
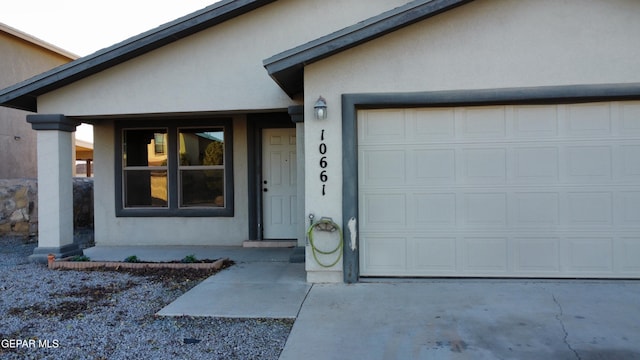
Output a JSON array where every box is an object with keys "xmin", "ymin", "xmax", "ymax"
[
  {"xmin": 302, "ymin": 0, "xmax": 640, "ymax": 281},
  {"xmin": 306, "ymin": 0, "xmax": 640, "ymax": 99},
  {"xmin": 93, "ymin": 116, "xmax": 250, "ymax": 246},
  {"xmin": 37, "ymin": 0, "xmax": 408, "ymax": 116},
  {"xmin": 0, "ymin": 31, "xmax": 74, "ymax": 178}
]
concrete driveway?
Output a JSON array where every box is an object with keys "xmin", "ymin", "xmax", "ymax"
[
  {"xmin": 89, "ymin": 246, "xmax": 640, "ymax": 359},
  {"xmin": 280, "ymin": 280, "xmax": 640, "ymax": 360}
]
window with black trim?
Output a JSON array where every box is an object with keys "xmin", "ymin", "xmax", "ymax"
[
  {"xmin": 123, "ymin": 128, "xmax": 169, "ymax": 208},
  {"xmin": 116, "ymin": 119, "xmax": 234, "ymax": 217},
  {"xmin": 178, "ymin": 128, "xmax": 225, "ymax": 208}
]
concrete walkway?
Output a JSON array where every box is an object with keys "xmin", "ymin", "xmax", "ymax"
[
  {"xmin": 157, "ymin": 261, "xmax": 310, "ymax": 318},
  {"xmin": 84, "ymin": 246, "xmax": 640, "ymax": 359}
]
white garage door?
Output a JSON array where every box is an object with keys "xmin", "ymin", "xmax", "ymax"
[{"xmin": 358, "ymin": 102, "xmax": 640, "ymax": 277}]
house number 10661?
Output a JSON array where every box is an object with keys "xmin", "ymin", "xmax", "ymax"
[{"xmin": 320, "ymin": 130, "xmax": 328, "ymax": 195}]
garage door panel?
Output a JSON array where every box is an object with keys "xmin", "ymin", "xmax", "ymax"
[
  {"xmin": 620, "ymin": 103, "xmax": 640, "ymax": 134},
  {"xmin": 462, "ymin": 148, "xmax": 507, "ymax": 184},
  {"xmin": 566, "ymin": 103, "xmax": 612, "ymax": 137},
  {"xmin": 514, "ymin": 238, "xmax": 561, "ymax": 273},
  {"xmin": 566, "ymin": 146, "xmax": 612, "ymax": 181},
  {"xmin": 414, "ymin": 108, "xmax": 456, "ymax": 140},
  {"xmin": 620, "ymin": 192, "xmax": 640, "ymax": 225},
  {"xmin": 567, "ymin": 237, "xmax": 614, "ymax": 273},
  {"xmin": 513, "ymin": 192, "xmax": 560, "ymax": 227},
  {"xmin": 463, "ymin": 237, "xmax": 508, "ymax": 273},
  {"xmin": 413, "ymin": 193, "xmax": 456, "ymax": 227},
  {"xmin": 358, "ymin": 102, "xmax": 640, "ymax": 278},
  {"xmin": 359, "ymin": 109, "xmax": 406, "ymax": 144},
  {"xmin": 361, "ymin": 236, "xmax": 407, "ymax": 274},
  {"xmin": 620, "ymin": 145, "xmax": 640, "ymax": 179},
  {"xmin": 619, "ymin": 237, "xmax": 640, "ymax": 272},
  {"xmin": 513, "ymin": 105, "xmax": 559, "ymax": 137},
  {"xmin": 412, "ymin": 237, "xmax": 457, "ymax": 272},
  {"xmin": 413, "ymin": 149, "xmax": 456, "ymax": 183},
  {"xmin": 566, "ymin": 192, "xmax": 613, "ymax": 226},
  {"xmin": 459, "ymin": 107, "xmax": 506, "ymax": 139},
  {"xmin": 513, "ymin": 147, "xmax": 559, "ymax": 182},
  {"xmin": 360, "ymin": 150, "xmax": 406, "ymax": 185},
  {"xmin": 464, "ymin": 193, "xmax": 507, "ymax": 227},
  {"xmin": 361, "ymin": 193, "xmax": 406, "ymax": 228}
]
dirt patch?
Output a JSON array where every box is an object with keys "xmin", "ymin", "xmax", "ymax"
[
  {"xmin": 57, "ymin": 280, "xmax": 139, "ymax": 300},
  {"xmin": 94, "ymin": 260, "xmax": 235, "ymax": 291}
]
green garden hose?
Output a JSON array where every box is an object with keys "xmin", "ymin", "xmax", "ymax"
[{"xmin": 307, "ymin": 217, "xmax": 343, "ymax": 268}]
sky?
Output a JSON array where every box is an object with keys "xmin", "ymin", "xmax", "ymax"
[
  {"xmin": 1, "ymin": 0, "xmax": 219, "ymax": 56},
  {"xmin": 1, "ymin": 0, "xmax": 219, "ymax": 142}
]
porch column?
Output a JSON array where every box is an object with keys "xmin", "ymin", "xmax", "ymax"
[
  {"xmin": 288, "ymin": 105, "xmax": 306, "ymax": 248},
  {"xmin": 27, "ymin": 114, "xmax": 82, "ymax": 263}
]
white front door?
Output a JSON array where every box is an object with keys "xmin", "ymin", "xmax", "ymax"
[{"xmin": 262, "ymin": 128, "xmax": 297, "ymax": 239}]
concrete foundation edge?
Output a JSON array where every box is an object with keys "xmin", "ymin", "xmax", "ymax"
[
  {"xmin": 29, "ymin": 243, "xmax": 83, "ymax": 264},
  {"xmin": 306, "ymin": 270, "xmax": 342, "ymax": 283}
]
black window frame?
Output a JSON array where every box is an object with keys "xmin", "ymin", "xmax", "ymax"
[{"xmin": 115, "ymin": 118, "xmax": 234, "ymax": 217}]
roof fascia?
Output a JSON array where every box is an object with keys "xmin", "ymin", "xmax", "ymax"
[
  {"xmin": 0, "ymin": 0, "xmax": 276, "ymax": 112},
  {"xmin": 263, "ymin": 0, "xmax": 474, "ymax": 98}
]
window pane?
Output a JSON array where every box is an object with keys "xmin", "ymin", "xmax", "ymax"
[
  {"xmin": 124, "ymin": 170, "xmax": 168, "ymax": 207},
  {"xmin": 124, "ymin": 129, "xmax": 168, "ymax": 167},
  {"xmin": 180, "ymin": 169, "xmax": 224, "ymax": 207},
  {"xmin": 179, "ymin": 128, "xmax": 224, "ymax": 166}
]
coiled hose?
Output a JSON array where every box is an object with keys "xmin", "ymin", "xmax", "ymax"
[{"xmin": 307, "ymin": 217, "xmax": 343, "ymax": 268}]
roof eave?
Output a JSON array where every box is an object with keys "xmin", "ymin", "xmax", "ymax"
[
  {"xmin": 264, "ymin": 0, "xmax": 474, "ymax": 97},
  {"xmin": 0, "ymin": 0, "xmax": 276, "ymax": 112}
]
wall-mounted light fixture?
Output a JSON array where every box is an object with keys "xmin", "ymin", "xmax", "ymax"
[{"xmin": 314, "ymin": 96, "xmax": 327, "ymax": 120}]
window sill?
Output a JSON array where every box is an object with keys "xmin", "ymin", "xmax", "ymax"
[{"xmin": 116, "ymin": 207, "xmax": 234, "ymax": 217}]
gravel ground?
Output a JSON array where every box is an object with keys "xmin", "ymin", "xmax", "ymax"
[{"xmin": 0, "ymin": 236, "xmax": 293, "ymax": 360}]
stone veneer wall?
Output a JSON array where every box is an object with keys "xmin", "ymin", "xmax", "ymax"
[
  {"xmin": 0, "ymin": 179, "xmax": 37, "ymax": 236},
  {"xmin": 0, "ymin": 178, "xmax": 93, "ymax": 239}
]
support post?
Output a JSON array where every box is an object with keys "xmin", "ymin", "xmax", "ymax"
[
  {"xmin": 26, "ymin": 114, "xmax": 82, "ymax": 263},
  {"xmin": 288, "ymin": 106, "xmax": 306, "ymax": 263}
]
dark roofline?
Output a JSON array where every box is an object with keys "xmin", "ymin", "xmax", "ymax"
[
  {"xmin": 263, "ymin": 0, "xmax": 473, "ymax": 98},
  {"xmin": 0, "ymin": 0, "xmax": 276, "ymax": 112}
]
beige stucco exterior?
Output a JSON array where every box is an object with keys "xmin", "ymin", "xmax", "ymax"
[
  {"xmin": 35, "ymin": 0, "xmax": 408, "ymax": 248},
  {"xmin": 0, "ymin": 24, "xmax": 76, "ymax": 178},
  {"xmin": 303, "ymin": 0, "xmax": 640, "ymax": 281},
  {"xmin": 38, "ymin": 0, "xmax": 408, "ymax": 116}
]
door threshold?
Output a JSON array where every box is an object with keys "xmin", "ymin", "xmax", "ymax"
[{"xmin": 243, "ymin": 240, "xmax": 297, "ymax": 248}]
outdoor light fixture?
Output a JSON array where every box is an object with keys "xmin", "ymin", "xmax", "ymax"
[{"xmin": 314, "ymin": 96, "xmax": 327, "ymax": 120}]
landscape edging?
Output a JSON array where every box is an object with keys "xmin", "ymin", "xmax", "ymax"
[{"xmin": 48, "ymin": 256, "xmax": 228, "ymax": 271}]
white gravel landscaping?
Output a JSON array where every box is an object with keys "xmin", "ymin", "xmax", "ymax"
[{"xmin": 0, "ymin": 237, "xmax": 292, "ymax": 360}]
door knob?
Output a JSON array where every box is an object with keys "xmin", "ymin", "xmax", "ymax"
[{"xmin": 263, "ymin": 188, "xmax": 268, "ymax": 192}]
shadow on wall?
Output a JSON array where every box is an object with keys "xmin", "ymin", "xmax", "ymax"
[{"xmin": 0, "ymin": 178, "xmax": 94, "ymax": 249}]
